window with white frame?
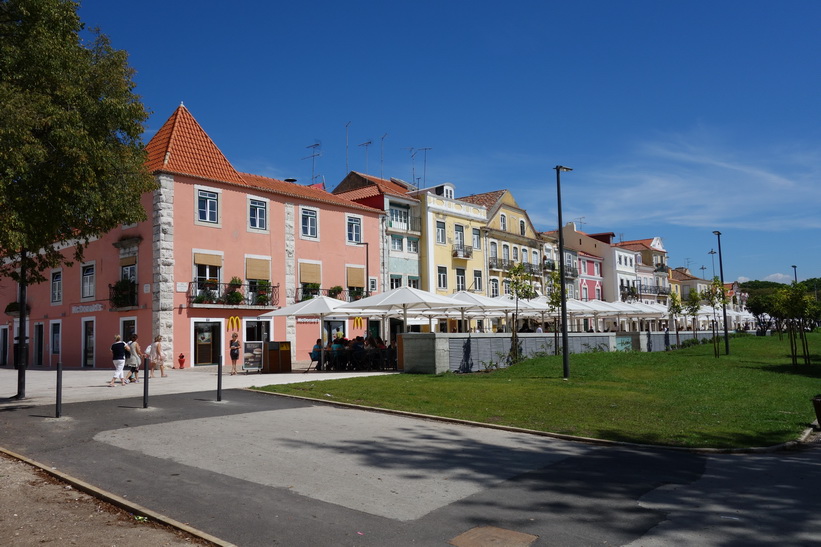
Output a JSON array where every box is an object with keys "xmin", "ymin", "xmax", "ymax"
[
  {"xmin": 500, "ymin": 214, "xmax": 507, "ymax": 231},
  {"xmin": 522, "ymin": 249, "xmax": 528, "ymax": 263},
  {"xmin": 437, "ymin": 266, "xmax": 448, "ymax": 289},
  {"xmin": 444, "ymin": 186, "xmax": 454, "ymax": 199},
  {"xmin": 389, "ymin": 207, "xmax": 409, "ymax": 230},
  {"xmin": 595, "ymin": 286, "xmax": 602, "ymax": 299},
  {"xmin": 347, "ymin": 216, "xmax": 362, "ymax": 243},
  {"xmin": 595, "ymin": 263, "xmax": 600, "ymax": 276},
  {"xmin": 490, "ymin": 278, "xmax": 499, "ymax": 297},
  {"xmin": 391, "ymin": 236, "xmax": 404, "ymax": 252},
  {"xmin": 51, "ymin": 271, "xmax": 62, "ymax": 303},
  {"xmin": 532, "ymin": 250, "xmax": 538, "ymax": 264},
  {"xmin": 503, "ymin": 279, "xmax": 511, "ymax": 295},
  {"xmin": 502, "ymin": 245, "xmax": 510, "ymax": 261},
  {"xmin": 582, "ymin": 285, "xmax": 589, "ymax": 301},
  {"xmin": 519, "ymin": 219, "xmax": 526, "ymax": 236},
  {"xmin": 436, "ymin": 221, "xmax": 446, "ymax": 244},
  {"xmin": 408, "ymin": 277, "xmax": 420, "ymax": 289},
  {"xmin": 513, "ymin": 247, "xmax": 518, "ymax": 261},
  {"xmin": 490, "ymin": 241, "xmax": 497, "ymax": 258},
  {"xmin": 473, "ymin": 270, "xmax": 482, "ymax": 291},
  {"xmin": 472, "ymin": 228, "xmax": 481, "ymax": 249},
  {"xmin": 81, "ymin": 264, "xmax": 95, "ymax": 299},
  {"xmin": 197, "ymin": 189, "xmax": 219, "ymax": 223},
  {"xmin": 390, "ymin": 275, "xmax": 402, "ymax": 289},
  {"xmin": 456, "ymin": 268, "xmax": 466, "ymax": 291},
  {"xmin": 196, "ymin": 263, "xmax": 221, "ymax": 289},
  {"xmin": 407, "ymin": 238, "xmax": 419, "ymax": 253},
  {"xmin": 301, "ymin": 208, "xmax": 318, "ymax": 239},
  {"xmin": 249, "ymin": 198, "xmax": 267, "ymax": 230}
]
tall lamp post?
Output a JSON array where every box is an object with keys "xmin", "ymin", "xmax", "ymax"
[
  {"xmin": 791, "ymin": 265, "xmax": 797, "ymax": 283},
  {"xmin": 712, "ymin": 231, "xmax": 730, "ymax": 355},
  {"xmin": 555, "ymin": 165, "xmax": 572, "ymax": 379}
]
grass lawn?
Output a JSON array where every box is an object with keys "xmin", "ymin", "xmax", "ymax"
[{"xmin": 255, "ymin": 332, "xmax": 821, "ymax": 449}]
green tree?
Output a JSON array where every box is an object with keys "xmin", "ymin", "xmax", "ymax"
[
  {"xmin": 745, "ymin": 293, "xmax": 773, "ymax": 334},
  {"xmin": 701, "ymin": 277, "xmax": 729, "ymax": 357},
  {"xmin": 685, "ymin": 290, "xmax": 702, "ymax": 334},
  {"xmin": 507, "ymin": 263, "xmax": 537, "ymax": 363},
  {"xmin": 543, "ymin": 269, "xmax": 562, "ymax": 354},
  {"xmin": 0, "ymin": 0, "xmax": 155, "ymax": 399},
  {"xmin": 667, "ymin": 291, "xmax": 683, "ymax": 347}
]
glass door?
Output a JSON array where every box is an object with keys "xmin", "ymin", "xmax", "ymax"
[
  {"xmin": 194, "ymin": 322, "xmax": 221, "ymax": 366},
  {"xmin": 82, "ymin": 319, "xmax": 95, "ymax": 368}
]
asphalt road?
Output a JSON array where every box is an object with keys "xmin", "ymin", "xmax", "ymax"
[{"xmin": 2, "ymin": 366, "xmax": 820, "ymax": 546}]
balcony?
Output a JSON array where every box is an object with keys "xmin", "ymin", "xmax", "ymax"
[
  {"xmin": 109, "ymin": 280, "xmax": 138, "ymax": 309},
  {"xmin": 188, "ymin": 281, "xmax": 280, "ymax": 308},
  {"xmin": 654, "ymin": 264, "xmax": 669, "ymax": 273},
  {"xmin": 452, "ymin": 244, "xmax": 473, "ymax": 259},
  {"xmin": 542, "ymin": 259, "xmax": 556, "ymax": 271},
  {"xmin": 295, "ymin": 286, "xmax": 370, "ymax": 303},
  {"xmin": 388, "ymin": 216, "xmax": 422, "ymax": 233},
  {"xmin": 488, "ymin": 257, "xmax": 514, "ymax": 271}
]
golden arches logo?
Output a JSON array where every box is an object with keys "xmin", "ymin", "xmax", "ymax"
[
  {"xmin": 353, "ymin": 317, "xmax": 364, "ymax": 329},
  {"xmin": 227, "ymin": 316, "xmax": 241, "ymax": 332}
]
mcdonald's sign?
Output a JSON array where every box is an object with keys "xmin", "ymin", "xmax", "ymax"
[
  {"xmin": 352, "ymin": 317, "xmax": 364, "ymax": 329},
  {"xmin": 227, "ymin": 315, "xmax": 241, "ymax": 332}
]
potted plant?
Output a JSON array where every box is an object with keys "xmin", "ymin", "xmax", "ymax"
[
  {"xmin": 302, "ymin": 282, "xmax": 320, "ymax": 301},
  {"xmin": 194, "ymin": 289, "xmax": 216, "ymax": 304},
  {"xmin": 349, "ymin": 287, "xmax": 363, "ymax": 300},
  {"xmin": 110, "ymin": 279, "xmax": 136, "ymax": 308},
  {"xmin": 204, "ymin": 278, "xmax": 219, "ymax": 290},
  {"xmin": 328, "ymin": 285, "xmax": 343, "ymax": 298},
  {"xmin": 225, "ymin": 290, "xmax": 244, "ymax": 305},
  {"xmin": 255, "ymin": 280, "xmax": 271, "ymax": 306},
  {"xmin": 228, "ymin": 276, "xmax": 243, "ymax": 288}
]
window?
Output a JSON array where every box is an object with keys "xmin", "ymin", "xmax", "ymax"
[
  {"xmin": 196, "ymin": 263, "xmax": 221, "ymax": 290},
  {"xmin": 473, "ymin": 270, "xmax": 483, "ymax": 291},
  {"xmin": 532, "ymin": 250, "xmax": 539, "ymax": 264},
  {"xmin": 595, "ymin": 263, "xmax": 600, "ymax": 276},
  {"xmin": 437, "ymin": 266, "xmax": 448, "ymax": 289},
  {"xmin": 513, "ymin": 247, "xmax": 518, "ymax": 261},
  {"xmin": 391, "ymin": 236, "xmax": 404, "ymax": 252},
  {"xmin": 121, "ymin": 264, "xmax": 136, "ymax": 282},
  {"xmin": 456, "ymin": 268, "xmax": 466, "ymax": 291},
  {"xmin": 519, "ymin": 219, "xmax": 526, "ymax": 236},
  {"xmin": 390, "ymin": 208, "xmax": 409, "ymax": 230},
  {"xmin": 249, "ymin": 199, "xmax": 267, "ymax": 230},
  {"xmin": 408, "ymin": 277, "xmax": 420, "ymax": 289},
  {"xmin": 436, "ymin": 221, "xmax": 446, "ymax": 244},
  {"xmin": 500, "ymin": 214, "xmax": 507, "ymax": 231},
  {"xmin": 407, "ymin": 238, "xmax": 419, "ymax": 253},
  {"xmin": 301, "ymin": 208, "xmax": 318, "ymax": 239},
  {"xmin": 347, "ymin": 216, "xmax": 362, "ymax": 243},
  {"xmin": 490, "ymin": 241, "xmax": 497, "ymax": 258},
  {"xmin": 81, "ymin": 264, "xmax": 95, "ymax": 299},
  {"xmin": 502, "ymin": 245, "xmax": 510, "ymax": 261},
  {"xmin": 490, "ymin": 278, "xmax": 499, "ymax": 297},
  {"xmin": 503, "ymin": 279, "xmax": 511, "ymax": 295},
  {"xmin": 197, "ymin": 189, "xmax": 218, "ymax": 223},
  {"xmin": 472, "ymin": 228, "xmax": 481, "ymax": 250},
  {"xmin": 582, "ymin": 285, "xmax": 589, "ymax": 301},
  {"xmin": 454, "ymin": 225, "xmax": 464, "ymax": 247},
  {"xmin": 390, "ymin": 275, "xmax": 402, "ymax": 289},
  {"xmin": 444, "ymin": 186, "xmax": 454, "ymax": 199},
  {"xmin": 51, "ymin": 271, "xmax": 62, "ymax": 303},
  {"xmin": 595, "ymin": 286, "xmax": 602, "ymax": 300},
  {"xmin": 369, "ymin": 277, "xmax": 378, "ymax": 292}
]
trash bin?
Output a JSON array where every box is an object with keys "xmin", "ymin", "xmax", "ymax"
[
  {"xmin": 264, "ymin": 341, "xmax": 292, "ymax": 373},
  {"xmin": 812, "ymin": 395, "xmax": 821, "ymax": 427}
]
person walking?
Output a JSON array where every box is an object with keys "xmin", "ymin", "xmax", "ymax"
[
  {"xmin": 148, "ymin": 334, "xmax": 167, "ymax": 377},
  {"xmin": 229, "ymin": 332, "xmax": 241, "ymax": 375},
  {"xmin": 108, "ymin": 335, "xmax": 128, "ymax": 387},
  {"xmin": 125, "ymin": 334, "xmax": 142, "ymax": 383}
]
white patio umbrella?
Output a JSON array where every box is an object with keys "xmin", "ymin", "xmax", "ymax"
[
  {"xmin": 336, "ymin": 286, "xmax": 464, "ymax": 333},
  {"xmin": 261, "ymin": 295, "xmax": 357, "ymax": 371},
  {"xmin": 451, "ymin": 291, "xmax": 516, "ymax": 331}
]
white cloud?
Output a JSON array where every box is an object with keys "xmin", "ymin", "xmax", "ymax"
[{"xmin": 764, "ymin": 273, "xmax": 792, "ymax": 283}]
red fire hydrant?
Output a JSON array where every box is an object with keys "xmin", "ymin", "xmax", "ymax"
[{"xmin": 178, "ymin": 353, "xmax": 185, "ymax": 369}]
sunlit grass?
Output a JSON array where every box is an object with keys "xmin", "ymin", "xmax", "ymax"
[{"xmin": 255, "ymin": 333, "xmax": 821, "ymax": 448}]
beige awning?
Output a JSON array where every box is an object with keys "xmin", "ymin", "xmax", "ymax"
[
  {"xmin": 346, "ymin": 266, "xmax": 365, "ymax": 288},
  {"xmin": 194, "ymin": 253, "xmax": 222, "ymax": 267},
  {"xmin": 119, "ymin": 256, "xmax": 137, "ymax": 267},
  {"xmin": 245, "ymin": 258, "xmax": 270, "ymax": 280},
  {"xmin": 300, "ymin": 262, "xmax": 321, "ymax": 284}
]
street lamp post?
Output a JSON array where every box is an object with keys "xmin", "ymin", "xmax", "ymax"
[
  {"xmin": 791, "ymin": 265, "xmax": 797, "ymax": 283},
  {"xmin": 708, "ymin": 249, "xmax": 717, "ymax": 278},
  {"xmin": 712, "ymin": 231, "xmax": 730, "ymax": 355},
  {"xmin": 555, "ymin": 165, "xmax": 572, "ymax": 379}
]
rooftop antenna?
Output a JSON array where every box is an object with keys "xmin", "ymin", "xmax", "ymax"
[
  {"xmin": 417, "ymin": 147, "xmax": 432, "ymax": 186},
  {"xmin": 574, "ymin": 216, "xmax": 586, "ymax": 230},
  {"xmin": 345, "ymin": 122, "xmax": 351, "ymax": 174},
  {"xmin": 358, "ymin": 140, "xmax": 372, "ymax": 174},
  {"xmin": 618, "ymin": 232, "xmax": 624, "ymax": 243},
  {"xmin": 302, "ymin": 142, "xmax": 321, "ymax": 184},
  {"xmin": 404, "ymin": 147, "xmax": 416, "ymax": 188},
  {"xmin": 380, "ymin": 133, "xmax": 388, "ymax": 180},
  {"xmin": 684, "ymin": 257, "xmax": 692, "ymax": 270}
]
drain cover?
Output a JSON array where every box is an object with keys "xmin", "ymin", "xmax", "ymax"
[{"xmin": 449, "ymin": 525, "xmax": 539, "ymax": 546}]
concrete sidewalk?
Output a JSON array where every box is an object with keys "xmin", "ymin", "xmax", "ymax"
[{"xmin": 0, "ymin": 362, "xmax": 391, "ymax": 406}]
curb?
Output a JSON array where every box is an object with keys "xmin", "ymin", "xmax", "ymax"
[
  {"xmin": 0, "ymin": 446, "xmax": 236, "ymax": 547},
  {"xmin": 248, "ymin": 387, "xmax": 818, "ymax": 454}
]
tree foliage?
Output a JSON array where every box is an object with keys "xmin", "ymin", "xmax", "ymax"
[
  {"xmin": 0, "ymin": 0, "xmax": 155, "ymax": 283},
  {"xmin": 700, "ymin": 277, "xmax": 729, "ymax": 357}
]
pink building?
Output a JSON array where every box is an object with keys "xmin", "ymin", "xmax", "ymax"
[
  {"xmin": 0, "ymin": 105, "xmax": 382, "ymax": 369},
  {"xmin": 576, "ymin": 250, "xmax": 604, "ymax": 302}
]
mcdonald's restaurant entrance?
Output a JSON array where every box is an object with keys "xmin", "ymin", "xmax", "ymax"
[{"xmin": 194, "ymin": 321, "xmax": 221, "ymax": 366}]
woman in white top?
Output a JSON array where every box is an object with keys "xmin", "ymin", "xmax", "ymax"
[{"xmin": 148, "ymin": 334, "xmax": 167, "ymax": 377}]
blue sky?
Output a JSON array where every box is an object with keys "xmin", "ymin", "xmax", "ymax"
[{"xmin": 79, "ymin": 0, "xmax": 821, "ymax": 284}]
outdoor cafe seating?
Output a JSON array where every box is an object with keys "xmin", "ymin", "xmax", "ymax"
[{"xmin": 311, "ymin": 347, "xmax": 396, "ymax": 372}]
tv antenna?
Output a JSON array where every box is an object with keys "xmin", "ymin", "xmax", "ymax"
[
  {"xmin": 574, "ymin": 216, "xmax": 586, "ymax": 230},
  {"xmin": 684, "ymin": 257, "xmax": 692, "ymax": 270},
  {"xmin": 404, "ymin": 147, "xmax": 417, "ymax": 189},
  {"xmin": 345, "ymin": 122, "xmax": 351, "ymax": 174},
  {"xmin": 380, "ymin": 133, "xmax": 388, "ymax": 180},
  {"xmin": 358, "ymin": 140, "xmax": 372, "ymax": 174},
  {"xmin": 302, "ymin": 142, "xmax": 321, "ymax": 184},
  {"xmin": 417, "ymin": 147, "xmax": 432, "ymax": 186}
]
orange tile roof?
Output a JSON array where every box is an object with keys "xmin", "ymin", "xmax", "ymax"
[
  {"xmin": 145, "ymin": 104, "xmax": 245, "ymax": 185},
  {"xmin": 240, "ymin": 173, "xmax": 381, "ymax": 213},
  {"xmin": 458, "ymin": 189, "xmax": 506, "ymax": 209},
  {"xmin": 334, "ymin": 186, "xmax": 383, "ymax": 201},
  {"xmin": 334, "ymin": 171, "xmax": 415, "ymax": 200}
]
